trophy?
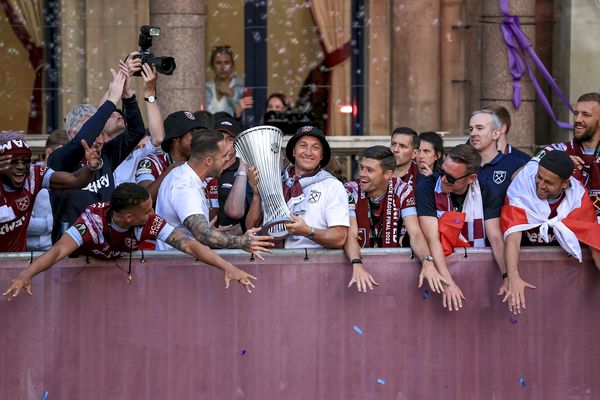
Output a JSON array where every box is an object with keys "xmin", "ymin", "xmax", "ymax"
[{"xmin": 234, "ymin": 125, "xmax": 293, "ymax": 238}]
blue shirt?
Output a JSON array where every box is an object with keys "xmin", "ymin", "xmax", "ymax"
[{"xmin": 477, "ymin": 152, "xmax": 527, "ymax": 202}]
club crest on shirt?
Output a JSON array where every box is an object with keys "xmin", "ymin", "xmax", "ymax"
[
  {"xmin": 493, "ymin": 170, "xmax": 506, "ymax": 184},
  {"xmin": 308, "ymin": 190, "xmax": 321, "ymax": 203},
  {"xmin": 15, "ymin": 196, "xmax": 29, "ymax": 211}
]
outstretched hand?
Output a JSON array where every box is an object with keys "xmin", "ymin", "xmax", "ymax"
[
  {"xmin": 81, "ymin": 138, "xmax": 103, "ymax": 169},
  {"xmin": 241, "ymin": 227, "xmax": 274, "ymax": 261},
  {"xmin": 3, "ymin": 275, "xmax": 32, "ymax": 301},
  {"xmin": 224, "ymin": 266, "xmax": 257, "ymax": 293},
  {"xmin": 107, "ymin": 68, "xmax": 126, "ymax": 105}
]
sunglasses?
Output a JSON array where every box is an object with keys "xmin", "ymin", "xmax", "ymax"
[{"xmin": 440, "ymin": 169, "xmax": 471, "ymax": 184}]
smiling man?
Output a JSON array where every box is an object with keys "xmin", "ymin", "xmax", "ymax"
[
  {"xmin": 0, "ymin": 132, "xmax": 103, "ymax": 252},
  {"xmin": 246, "ymin": 126, "xmax": 349, "ymax": 249},
  {"xmin": 415, "ymin": 144, "xmax": 507, "ymax": 311},
  {"xmin": 343, "ymin": 146, "xmax": 447, "ymax": 293},
  {"xmin": 501, "ymin": 151, "xmax": 600, "ymax": 314},
  {"xmin": 543, "ymin": 92, "xmax": 600, "ymax": 222}
]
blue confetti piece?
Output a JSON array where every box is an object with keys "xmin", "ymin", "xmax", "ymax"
[
  {"xmin": 510, "ymin": 317, "xmax": 518, "ymax": 325},
  {"xmin": 377, "ymin": 378, "xmax": 385, "ymax": 385},
  {"xmin": 444, "ymin": 384, "xmax": 449, "ymax": 389},
  {"xmin": 519, "ymin": 376, "xmax": 526, "ymax": 387},
  {"xmin": 353, "ymin": 325, "xmax": 363, "ymax": 335},
  {"xmin": 41, "ymin": 391, "xmax": 48, "ymax": 400},
  {"xmin": 240, "ymin": 349, "xmax": 246, "ymax": 356},
  {"xmin": 422, "ymin": 289, "xmax": 429, "ymax": 300}
]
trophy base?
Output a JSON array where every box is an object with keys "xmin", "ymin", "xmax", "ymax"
[{"xmin": 262, "ymin": 216, "xmax": 295, "ymax": 239}]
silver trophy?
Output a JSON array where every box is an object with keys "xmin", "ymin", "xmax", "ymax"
[{"xmin": 234, "ymin": 125, "xmax": 293, "ymax": 238}]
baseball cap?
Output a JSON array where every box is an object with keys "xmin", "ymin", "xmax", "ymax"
[
  {"xmin": 162, "ymin": 111, "xmax": 207, "ymax": 152},
  {"xmin": 215, "ymin": 115, "xmax": 241, "ymax": 138}
]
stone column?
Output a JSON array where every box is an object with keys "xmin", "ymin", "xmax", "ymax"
[
  {"xmin": 150, "ymin": 0, "xmax": 206, "ymax": 116},
  {"xmin": 481, "ymin": 0, "xmax": 535, "ymax": 153},
  {"xmin": 391, "ymin": 0, "xmax": 441, "ymax": 133}
]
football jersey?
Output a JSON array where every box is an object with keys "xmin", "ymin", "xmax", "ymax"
[
  {"xmin": 66, "ymin": 202, "xmax": 174, "ymax": 259},
  {"xmin": 0, "ymin": 164, "xmax": 53, "ymax": 251}
]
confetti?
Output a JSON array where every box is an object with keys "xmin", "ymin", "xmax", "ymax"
[
  {"xmin": 519, "ymin": 376, "xmax": 526, "ymax": 387},
  {"xmin": 510, "ymin": 317, "xmax": 518, "ymax": 325},
  {"xmin": 422, "ymin": 289, "xmax": 429, "ymax": 300},
  {"xmin": 240, "ymin": 350, "xmax": 246, "ymax": 356},
  {"xmin": 353, "ymin": 325, "xmax": 363, "ymax": 335},
  {"xmin": 41, "ymin": 391, "xmax": 48, "ymax": 400},
  {"xmin": 377, "ymin": 378, "xmax": 385, "ymax": 385}
]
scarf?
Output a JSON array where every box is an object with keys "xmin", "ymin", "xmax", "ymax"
[{"xmin": 355, "ymin": 178, "xmax": 401, "ymax": 248}]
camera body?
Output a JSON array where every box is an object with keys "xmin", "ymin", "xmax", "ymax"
[{"xmin": 133, "ymin": 26, "xmax": 176, "ymax": 76}]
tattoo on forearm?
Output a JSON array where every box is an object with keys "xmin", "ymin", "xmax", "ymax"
[
  {"xmin": 184, "ymin": 214, "xmax": 250, "ymax": 250},
  {"xmin": 165, "ymin": 229, "xmax": 191, "ymax": 253}
]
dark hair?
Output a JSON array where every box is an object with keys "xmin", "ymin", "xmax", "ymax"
[
  {"xmin": 391, "ymin": 126, "xmax": 419, "ymax": 149},
  {"xmin": 419, "ymin": 131, "xmax": 444, "ymax": 170},
  {"xmin": 210, "ymin": 45, "xmax": 234, "ymax": 67},
  {"xmin": 45, "ymin": 129, "xmax": 69, "ymax": 150},
  {"xmin": 447, "ymin": 144, "xmax": 481, "ymax": 175},
  {"xmin": 265, "ymin": 93, "xmax": 289, "ymax": 110},
  {"xmin": 362, "ymin": 145, "xmax": 396, "ymax": 173},
  {"xmin": 483, "ymin": 104, "xmax": 511, "ymax": 134},
  {"xmin": 577, "ymin": 92, "xmax": 600, "ymax": 106},
  {"xmin": 190, "ymin": 128, "xmax": 224, "ymax": 159},
  {"xmin": 193, "ymin": 110, "xmax": 215, "ymax": 130},
  {"xmin": 111, "ymin": 183, "xmax": 150, "ymax": 213}
]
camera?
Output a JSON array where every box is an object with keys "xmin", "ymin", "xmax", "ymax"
[{"xmin": 133, "ymin": 26, "xmax": 176, "ymax": 76}]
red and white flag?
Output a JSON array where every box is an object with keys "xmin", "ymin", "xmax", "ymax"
[{"xmin": 501, "ymin": 163, "xmax": 600, "ymax": 261}]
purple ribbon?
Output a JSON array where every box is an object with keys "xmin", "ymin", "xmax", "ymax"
[{"xmin": 500, "ymin": 0, "xmax": 574, "ymax": 129}]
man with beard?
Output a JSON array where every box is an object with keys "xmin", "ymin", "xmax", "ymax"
[
  {"xmin": 0, "ymin": 132, "xmax": 102, "ymax": 252},
  {"xmin": 155, "ymin": 129, "xmax": 274, "ymax": 258},
  {"xmin": 343, "ymin": 146, "xmax": 447, "ymax": 293},
  {"xmin": 3, "ymin": 183, "xmax": 258, "ymax": 299},
  {"xmin": 543, "ymin": 92, "xmax": 600, "ymax": 222}
]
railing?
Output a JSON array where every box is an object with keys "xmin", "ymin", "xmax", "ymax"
[{"xmin": 1, "ymin": 248, "xmax": 598, "ymax": 399}]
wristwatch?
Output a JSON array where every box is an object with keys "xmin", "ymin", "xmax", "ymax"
[
  {"xmin": 307, "ymin": 226, "xmax": 316, "ymax": 240},
  {"xmin": 144, "ymin": 95, "xmax": 157, "ymax": 103},
  {"xmin": 423, "ymin": 255, "xmax": 434, "ymax": 263}
]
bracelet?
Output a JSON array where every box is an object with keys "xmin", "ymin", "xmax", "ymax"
[
  {"xmin": 86, "ymin": 158, "xmax": 104, "ymax": 171},
  {"xmin": 234, "ymin": 171, "xmax": 248, "ymax": 178},
  {"xmin": 502, "ymin": 272, "xmax": 508, "ymax": 279},
  {"xmin": 351, "ymin": 258, "xmax": 363, "ymax": 266}
]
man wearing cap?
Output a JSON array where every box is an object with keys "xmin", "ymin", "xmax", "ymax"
[
  {"xmin": 47, "ymin": 63, "xmax": 146, "ymax": 243},
  {"xmin": 501, "ymin": 150, "xmax": 600, "ymax": 314},
  {"xmin": 135, "ymin": 110, "xmax": 206, "ymax": 202},
  {"xmin": 543, "ymin": 92, "xmax": 600, "ymax": 223},
  {"xmin": 246, "ymin": 126, "xmax": 349, "ymax": 249},
  {"xmin": 415, "ymin": 144, "xmax": 507, "ymax": 311}
]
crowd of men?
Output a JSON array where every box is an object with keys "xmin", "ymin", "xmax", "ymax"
[{"xmin": 1, "ymin": 57, "xmax": 599, "ymax": 315}]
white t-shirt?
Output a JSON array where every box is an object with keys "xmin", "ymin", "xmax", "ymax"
[
  {"xmin": 155, "ymin": 162, "xmax": 210, "ymax": 250},
  {"xmin": 284, "ymin": 178, "xmax": 350, "ymax": 249},
  {"xmin": 113, "ymin": 139, "xmax": 163, "ymax": 187}
]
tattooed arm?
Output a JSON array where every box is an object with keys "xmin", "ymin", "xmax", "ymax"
[
  {"xmin": 164, "ymin": 228, "xmax": 256, "ymax": 292},
  {"xmin": 183, "ymin": 213, "xmax": 274, "ymax": 260}
]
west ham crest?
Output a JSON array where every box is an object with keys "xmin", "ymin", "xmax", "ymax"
[
  {"xmin": 15, "ymin": 196, "xmax": 29, "ymax": 211},
  {"xmin": 493, "ymin": 170, "xmax": 506, "ymax": 184},
  {"xmin": 308, "ymin": 190, "xmax": 321, "ymax": 203}
]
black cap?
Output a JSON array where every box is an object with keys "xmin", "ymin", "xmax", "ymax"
[
  {"xmin": 215, "ymin": 115, "xmax": 241, "ymax": 138},
  {"xmin": 162, "ymin": 111, "xmax": 207, "ymax": 152},
  {"xmin": 538, "ymin": 150, "xmax": 574, "ymax": 180},
  {"xmin": 285, "ymin": 125, "xmax": 331, "ymax": 167}
]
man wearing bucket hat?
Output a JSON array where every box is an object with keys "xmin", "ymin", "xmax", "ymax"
[
  {"xmin": 135, "ymin": 110, "xmax": 207, "ymax": 202},
  {"xmin": 246, "ymin": 125, "xmax": 349, "ymax": 249}
]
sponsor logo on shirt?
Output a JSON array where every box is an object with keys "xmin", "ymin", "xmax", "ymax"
[
  {"xmin": 0, "ymin": 215, "xmax": 26, "ymax": 235},
  {"xmin": 82, "ymin": 174, "xmax": 110, "ymax": 193}
]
